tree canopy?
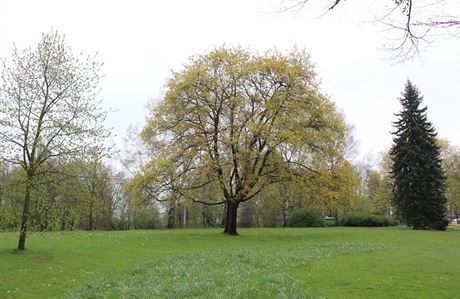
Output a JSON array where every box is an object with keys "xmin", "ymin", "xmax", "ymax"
[{"xmin": 136, "ymin": 47, "xmax": 347, "ymax": 235}]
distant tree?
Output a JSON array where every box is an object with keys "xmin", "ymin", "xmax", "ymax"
[
  {"xmin": 282, "ymin": 0, "xmax": 459, "ymax": 61},
  {"xmin": 367, "ymin": 153, "xmax": 393, "ymax": 216},
  {"xmin": 390, "ymin": 81, "xmax": 448, "ymax": 230},
  {"xmin": 78, "ymin": 154, "xmax": 115, "ymax": 230},
  {"xmin": 312, "ymin": 159, "xmax": 359, "ymax": 220},
  {"xmin": 0, "ymin": 31, "xmax": 110, "ymax": 250},
  {"xmin": 438, "ymin": 139, "xmax": 460, "ymax": 217},
  {"xmin": 139, "ymin": 47, "xmax": 345, "ymax": 235},
  {"xmin": 352, "ymin": 157, "xmax": 375, "ymax": 213},
  {"xmin": 0, "ymin": 166, "xmax": 24, "ymax": 230}
]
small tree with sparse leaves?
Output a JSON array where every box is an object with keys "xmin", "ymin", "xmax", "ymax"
[{"xmin": 0, "ymin": 31, "xmax": 110, "ymax": 250}]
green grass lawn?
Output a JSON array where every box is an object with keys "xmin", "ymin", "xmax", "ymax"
[{"xmin": 0, "ymin": 227, "xmax": 459, "ymax": 298}]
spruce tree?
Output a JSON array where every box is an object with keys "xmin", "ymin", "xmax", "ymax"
[{"xmin": 390, "ymin": 80, "xmax": 449, "ymax": 230}]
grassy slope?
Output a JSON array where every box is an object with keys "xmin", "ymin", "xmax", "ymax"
[{"xmin": 0, "ymin": 227, "xmax": 458, "ymax": 298}]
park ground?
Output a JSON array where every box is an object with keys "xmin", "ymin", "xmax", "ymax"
[{"xmin": 0, "ymin": 227, "xmax": 459, "ymax": 298}]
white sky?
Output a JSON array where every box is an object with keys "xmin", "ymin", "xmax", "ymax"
[{"xmin": 1, "ymin": 0, "xmax": 459, "ymax": 163}]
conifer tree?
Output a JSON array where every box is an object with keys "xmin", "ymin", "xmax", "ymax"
[{"xmin": 390, "ymin": 80, "xmax": 449, "ymax": 230}]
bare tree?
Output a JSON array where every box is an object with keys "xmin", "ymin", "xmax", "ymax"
[
  {"xmin": 0, "ymin": 30, "xmax": 110, "ymax": 250},
  {"xmin": 281, "ymin": 0, "xmax": 459, "ymax": 61}
]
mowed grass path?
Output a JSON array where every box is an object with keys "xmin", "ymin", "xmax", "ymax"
[{"xmin": 0, "ymin": 227, "xmax": 459, "ymax": 298}]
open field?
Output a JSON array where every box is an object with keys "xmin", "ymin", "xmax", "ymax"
[{"xmin": 1, "ymin": 227, "xmax": 459, "ymax": 298}]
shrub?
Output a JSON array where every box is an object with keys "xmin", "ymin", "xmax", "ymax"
[
  {"xmin": 288, "ymin": 209, "xmax": 325, "ymax": 227},
  {"xmin": 324, "ymin": 216, "xmax": 337, "ymax": 227},
  {"xmin": 340, "ymin": 213, "xmax": 399, "ymax": 227},
  {"xmin": 131, "ymin": 208, "xmax": 163, "ymax": 229}
]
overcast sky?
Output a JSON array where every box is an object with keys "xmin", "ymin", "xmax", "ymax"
[{"xmin": 1, "ymin": 0, "xmax": 459, "ymax": 164}]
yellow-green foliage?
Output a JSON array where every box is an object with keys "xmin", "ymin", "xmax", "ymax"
[
  {"xmin": 439, "ymin": 139, "xmax": 460, "ymax": 214},
  {"xmin": 138, "ymin": 47, "xmax": 348, "ymax": 212}
]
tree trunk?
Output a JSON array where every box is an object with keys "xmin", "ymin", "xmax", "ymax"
[
  {"xmin": 282, "ymin": 200, "xmax": 289, "ymax": 227},
  {"xmin": 183, "ymin": 206, "xmax": 187, "ymax": 228},
  {"xmin": 255, "ymin": 202, "xmax": 260, "ymax": 227},
  {"xmin": 221, "ymin": 201, "xmax": 228, "ymax": 229},
  {"xmin": 88, "ymin": 203, "xmax": 93, "ymax": 231},
  {"xmin": 202, "ymin": 205, "xmax": 208, "ymax": 228},
  {"xmin": 167, "ymin": 206, "xmax": 176, "ymax": 229},
  {"xmin": 18, "ymin": 179, "xmax": 32, "ymax": 250},
  {"xmin": 223, "ymin": 201, "xmax": 239, "ymax": 235}
]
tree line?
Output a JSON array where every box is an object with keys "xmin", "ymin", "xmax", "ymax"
[
  {"xmin": 1, "ymin": 31, "xmax": 459, "ymax": 250},
  {"xmin": 2, "ymin": 137, "xmax": 457, "ymax": 233}
]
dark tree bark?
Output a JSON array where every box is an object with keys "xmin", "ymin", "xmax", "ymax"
[
  {"xmin": 224, "ymin": 201, "xmax": 239, "ymax": 235},
  {"xmin": 18, "ymin": 179, "xmax": 32, "ymax": 250},
  {"xmin": 167, "ymin": 206, "xmax": 176, "ymax": 229}
]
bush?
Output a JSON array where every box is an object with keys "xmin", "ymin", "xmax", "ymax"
[
  {"xmin": 340, "ymin": 213, "xmax": 399, "ymax": 227},
  {"xmin": 324, "ymin": 216, "xmax": 337, "ymax": 227},
  {"xmin": 131, "ymin": 207, "xmax": 163, "ymax": 229},
  {"xmin": 288, "ymin": 209, "xmax": 325, "ymax": 227}
]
